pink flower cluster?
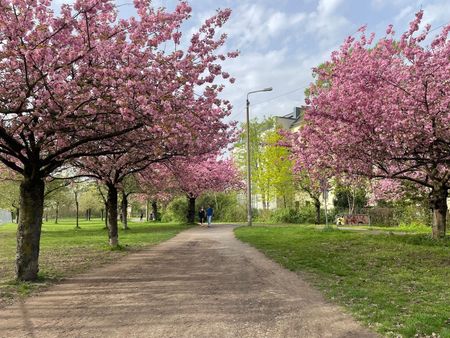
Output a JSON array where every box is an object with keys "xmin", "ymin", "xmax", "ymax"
[{"xmin": 292, "ymin": 11, "xmax": 449, "ymax": 199}]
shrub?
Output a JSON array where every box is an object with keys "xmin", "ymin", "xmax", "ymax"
[
  {"xmin": 161, "ymin": 197, "xmax": 188, "ymax": 223},
  {"xmin": 161, "ymin": 192, "xmax": 247, "ymax": 223},
  {"xmin": 269, "ymin": 208, "xmax": 302, "ymax": 223},
  {"xmin": 197, "ymin": 192, "xmax": 246, "ymax": 222},
  {"xmin": 253, "ymin": 206, "xmax": 335, "ymax": 224}
]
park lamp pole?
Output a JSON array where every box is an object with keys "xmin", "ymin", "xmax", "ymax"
[{"xmin": 246, "ymin": 87, "xmax": 273, "ymax": 226}]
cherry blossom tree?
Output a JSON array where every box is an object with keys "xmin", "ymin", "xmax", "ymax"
[
  {"xmin": 370, "ymin": 179, "xmax": 406, "ymax": 203},
  {"xmin": 0, "ymin": 0, "xmax": 236, "ymax": 280},
  {"xmin": 161, "ymin": 155, "xmax": 243, "ymax": 223},
  {"xmin": 69, "ymin": 6, "xmax": 236, "ymax": 245},
  {"xmin": 72, "ymin": 45, "xmax": 236, "ymax": 245},
  {"xmin": 136, "ymin": 166, "xmax": 177, "ymax": 221},
  {"xmin": 294, "ymin": 11, "xmax": 450, "ymax": 238},
  {"xmin": 72, "ymin": 83, "xmax": 235, "ymax": 244}
]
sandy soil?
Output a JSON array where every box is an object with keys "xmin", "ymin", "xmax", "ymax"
[{"xmin": 0, "ymin": 224, "xmax": 378, "ymax": 338}]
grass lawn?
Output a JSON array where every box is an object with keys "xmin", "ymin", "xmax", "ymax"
[
  {"xmin": 235, "ymin": 225, "xmax": 450, "ymax": 338},
  {"xmin": 0, "ymin": 219, "xmax": 191, "ymax": 307},
  {"xmin": 340, "ymin": 224, "xmax": 433, "ymax": 234}
]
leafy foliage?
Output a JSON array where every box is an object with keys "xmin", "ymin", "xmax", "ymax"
[{"xmin": 235, "ymin": 117, "xmax": 296, "ymax": 208}]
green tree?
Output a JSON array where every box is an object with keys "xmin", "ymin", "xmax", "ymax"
[
  {"xmin": 235, "ymin": 117, "xmax": 295, "ymax": 209},
  {"xmin": 119, "ymin": 175, "xmax": 141, "ymax": 230},
  {"xmin": 294, "ymin": 171, "xmax": 323, "ymax": 224},
  {"xmin": 0, "ymin": 175, "xmax": 20, "ymax": 222},
  {"xmin": 78, "ymin": 183, "xmax": 104, "ymax": 222},
  {"xmin": 44, "ymin": 180, "xmax": 72, "ymax": 223},
  {"xmin": 258, "ymin": 129, "xmax": 295, "ymax": 208},
  {"xmin": 234, "ymin": 117, "xmax": 275, "ymax": 209},
  {"xmin": 333, "ymin": 179, "xmax": 368, "ymax": 215}
]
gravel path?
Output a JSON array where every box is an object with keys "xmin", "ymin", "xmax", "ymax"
[{"xmin": 0, "ymin": 224, "xmax": 377, "ymax": 338}]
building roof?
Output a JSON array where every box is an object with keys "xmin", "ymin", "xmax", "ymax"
[{"xmin": 275, "ymin": 106, "xmax": 307, "ymax": 130}]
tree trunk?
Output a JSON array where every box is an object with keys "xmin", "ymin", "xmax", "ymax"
[
  {"xmin": 347, "ymin": 192, "xmax": 353, "ymax": 215},
  {"xmin": 107, "ymin": 184, "xmax": 119, "ymax": 247},
  {"xmin": 45, "ymin": 212, "xmax": 48, "ymax": 222},
  {"xmin": 15, "ymin": 207, "xmax": 19, "ymax": 223},
  {"xmin": 152, "ymin": 200, "xmax": 158, "ymax": 221},
  {"xmin": 75, "ymin": 203, "xmax": 79, "ymax": 228},
  {"xmin": 146, "ymin": 199, "xmax": 150, "ymax": 221},
  {"xmin": 103, "ymin": 202, "xmax": 108, "ymax": 230},
  {"xmin": 187, "ymin": 196, "xmax": 196, "ymax": 224},
  {"xmin": 15, "ymin": 175, "xmax": 45, "ymax": 281},
  {"xmin": 101, "ymin": 208, "xmax": 104, "ymax": 221},
  {"xmin": 55, "ymin": 202, "xmax": 59, "ymax": 224},
  {"xmin": 429, "ymin": 186, "xmax": 448, "ymax": 239},
  {"xmin": 74, "ymin": 191, "xmax": 80, "ymax": 229},
  {"xmin": 121, "ymin": 191, "xmax": 129, "ymax": 230},
  {"xmin": 314, "ymin": 198, "xmax": 321, "ymax": 224}
]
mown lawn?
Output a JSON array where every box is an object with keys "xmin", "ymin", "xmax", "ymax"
[
  {"xmin": 0, "ymin": 219, "xmax": 191, "ymax": 307},
  {"xmin": 235, "ymin": 225, "xmax": 450, "ymax": 338},
  {"xmin": 340, "ymin": 224, "xmax": 432, "ymax": 234}
]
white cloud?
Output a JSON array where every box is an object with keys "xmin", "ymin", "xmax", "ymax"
[
  {"xmin": 317, "ymin": 0, "xmax": 344, "ymax": 15},
  {"xmin": 208, "ymin": 1, "xmax": 353, "ymax": 121},
  {"xmin": 422, "ymin": 2, "xmax": 450, "ymax": 26},
  {"xmin": 218, "ymin": 4, "xmax": 307, "ymax": 50},
  {"xmin": 50, "ymin": 0, "xmax": 450, "ymax": 124},
  {"xmin": 394, "ymin": 5, "xmax": 414, "ymax": 23}
]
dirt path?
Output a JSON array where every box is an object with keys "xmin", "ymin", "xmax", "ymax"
[{"xmin": 0, "ymin": 224, "xmax": 377, "ymax": 338}]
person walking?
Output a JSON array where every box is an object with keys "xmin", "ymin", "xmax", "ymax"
[
  {"xmin": 198, "ymin": 207, "xmax": 206, "ymax": 226},
  {"xmin": 206, "ymin": 205, "xmax": 214, "ymax": 228}
]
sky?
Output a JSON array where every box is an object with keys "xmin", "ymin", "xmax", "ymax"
[{"xmin": 55, "ymin": 0, "xmax": 450, "ymax": 122}]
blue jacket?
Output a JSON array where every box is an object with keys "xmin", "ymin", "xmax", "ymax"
[{"xmin": 206, "ymin": 207, "xmax": 213, "ymax": 216}]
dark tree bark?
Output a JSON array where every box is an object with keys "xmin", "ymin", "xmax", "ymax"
[
  {"xmin": 15, "ymin": 175, "xmax": 45, "ymax": 281},
  {"xmin": 74, "ymin": 192, "xmax": 80, "ymax": 229},
  {"xmin": 107, "ymin": 184, "xmax": 119, "ymax": 247},
  {"xmin": 104, "ymin": 203, "xmax": 108, "ymax": 229},
  {"xmin": 55, "ymin": 201, "xmax": 59, "ymax": 224},
  {"xmin": 15, "ymin": 207, "xmax": 19, "ymax": 224},
  {"xmin": 146, "ymin": 199, "xmax": 150, "ymax": 221},
  {"xmin": 101, "ymin": 208, "xmax": 104, "ymax": 221},
  {"xmin": 121, "ymin": 191, "xmax": 129, "ymax": 230},
  {"xmin": 187, "ymin": 196, "xmax": 196, "ymax": 224},
  {"xmin": 313, "ymin": 198, "xmax": 321, "ymax": 225},
  {"xmin": 151, "ymin": 200, "xmax": 158, "ymax": 221},
  {"xmin": 429, "ymin": 186, "xmax": 448, "ymax": 239}
]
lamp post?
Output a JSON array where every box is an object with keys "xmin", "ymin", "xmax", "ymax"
[{"xmin": 246, "ymin": 87, "xmax": 273, "ymax": 226}]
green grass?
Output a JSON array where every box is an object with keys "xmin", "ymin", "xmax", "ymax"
[
  {"xmin": 235, "ymin": 225, "xmax": 450, "ymax": 338},
  {"xmin": 0, "ymin": 219, "xmax": 191, "ymax": 307},
  {"xmin": 341, "ymin": 223, "xmax": 432, "ymax": 234}
]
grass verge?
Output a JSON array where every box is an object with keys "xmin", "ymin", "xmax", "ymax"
[
  {"xmin": 340, "ymin": 224, "xmax": 432, "ymax": 234},
  {"xmin": 234, "ymin": 225, "xmax": 450, "ymax": 338},
  {"xmin": 0, "ymin": 219, "xmax": 191, "ymax": 308}
]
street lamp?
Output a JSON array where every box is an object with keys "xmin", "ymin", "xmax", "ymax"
[{"xmin": 246, "ymin": 87, "xmax": 273, "ymax": 226}]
